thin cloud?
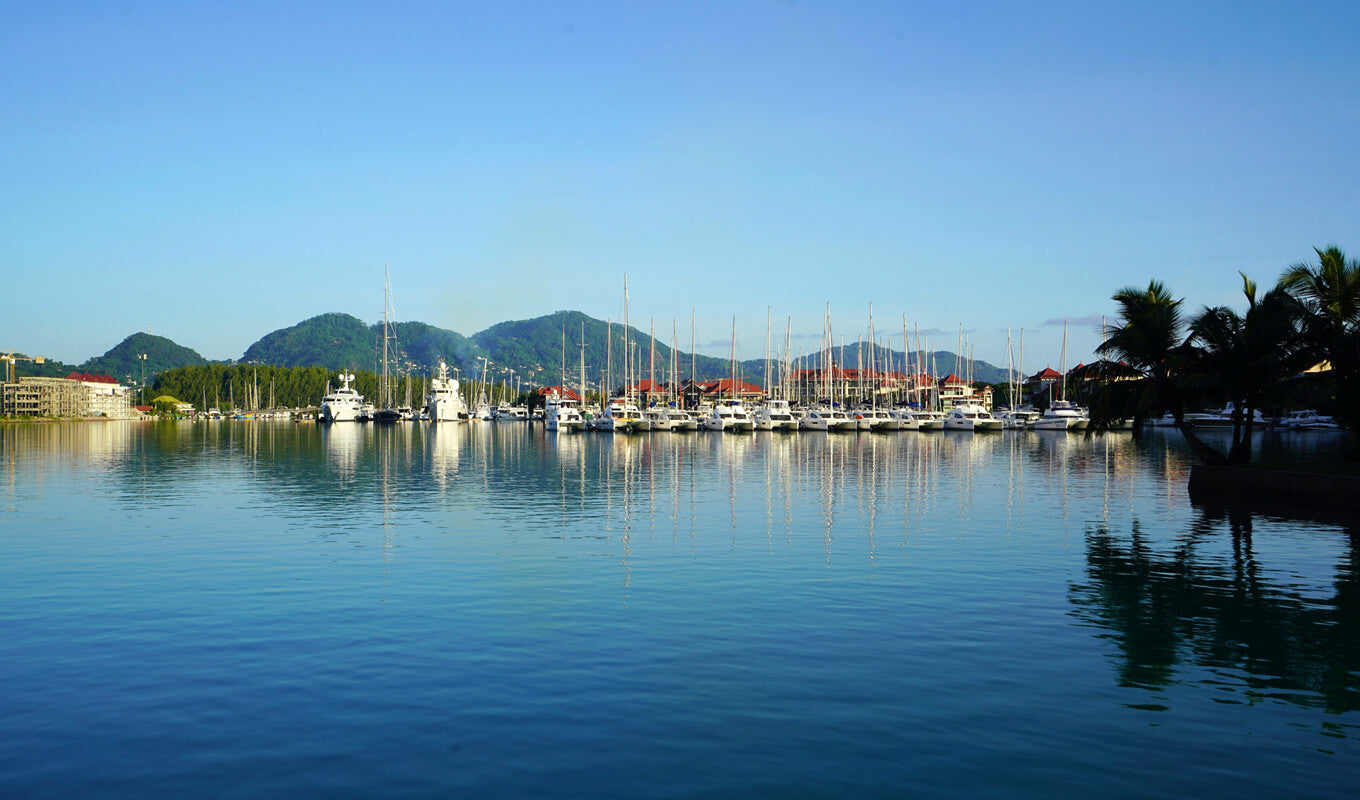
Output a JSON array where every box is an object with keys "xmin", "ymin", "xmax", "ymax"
[{"xmin": 1042, "ymin": 313, "xmax": 1104, "ymax": 329}]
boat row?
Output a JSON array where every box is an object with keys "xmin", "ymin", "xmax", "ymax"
[{"xmin": 542, "ymin": 395, "xmax": 1106, "ymax": 434}]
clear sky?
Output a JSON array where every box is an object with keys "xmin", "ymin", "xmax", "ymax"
[{"xmin": 3, "ymin": 1, "xmax": 1357, "ymax": 373}]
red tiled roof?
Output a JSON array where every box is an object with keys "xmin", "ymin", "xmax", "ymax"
[
  {"xmin": 65, "ymin": 372, "xmax": 119, "ymax": 384},
  {"xmin": 701, "ymin": 378, "xmax": 763, "ymax": 395},
  {"xmin": 940, "ymin": 373, "xmax": 966, "ymax": 385},
  {"xmin": 538, "ymin": 386, "xmax": 582, "ymax": 402},
  {"xmin": 1031, "ymin": 367, "xmax": 1062, "ymax": 380}
]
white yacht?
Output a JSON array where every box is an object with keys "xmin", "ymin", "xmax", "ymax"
[
  {"xmin": 702, "ymin": 399, "xmax": 755, "ymax": 432},
  {"xmin": 1282, "ymin": 409, "xmax": 1338, "ymax": 430},
  {"xmin": 666, "ymin": 407, "xmax": 699, "ymax": 431},
  {"xmin": 1032, "ymin": 400, "xmax": 1087, "ymax": 431},
  {"xmin": 425, "ymin": 359, "xmax": 467, "ymax": 422},
  {"xmin": 944, "ymin": 403, "xmax": 1003, "ymax": 432},
  {"xmin": 608, "ymin": 400, "xmax": 647, "ymax": 433},
  {"xmin": 320, "ymin": 372, "xmax": 364, "ymax": 423},
  {"xmin": 645, "ymin": 408, "xmax": 675, "ymax": 432},
  {"xmin": 755, "ymin": 399, "xmax": 799, "ymax": 432},
  {"xmin": 800, "ymin": 405, "xmax": 857, "ymax": 432},
  {"xmin": 994, "ymin": 406, "xmax": 1039, "ymax": 429},
  {"xmin": 544, "ymin": 396, "xmax": 585, "ymax": 432}
]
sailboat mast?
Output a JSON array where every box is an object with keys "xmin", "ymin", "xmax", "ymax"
[{"xmin": 729, "ymin": 316, "xmax": 736, "ymax": 401}]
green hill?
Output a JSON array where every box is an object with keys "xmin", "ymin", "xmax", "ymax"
[
  {"xmin": 81, "ymin": 332, "xmax": 209, "ymax": 384},
  {"xmin": 469, "ymin": 310, "xmax": 733, "ymax": 389},
  {"xmin": 234, "ymin": 310, "xmax": 1012, "ymax": 390},
  {"xmin": 241, "ymin": 313, "xmax": 375, "ymax": 369}
]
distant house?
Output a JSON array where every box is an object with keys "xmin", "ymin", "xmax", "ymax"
[{"xmin": 1026, "ymin": 367, "xmax": 1063, "ymax": 405}]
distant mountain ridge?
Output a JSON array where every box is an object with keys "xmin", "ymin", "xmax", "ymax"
[
  {"xmin": 238, "ymin": 310, "xmax": 1014, "ymax": 386},
  {"xmin": 31, "ymin": 312, "xmax": 1013, "ymax": 387}
]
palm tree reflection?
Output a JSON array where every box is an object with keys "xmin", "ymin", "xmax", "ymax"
[{"xmin": 1070, "ymin": 507, "xmax": 1360, "ymax": 717}]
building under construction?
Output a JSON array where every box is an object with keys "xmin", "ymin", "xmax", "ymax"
[{"xmin": 1, "ymin": 373, "xmax": 135, "ymax": 418}]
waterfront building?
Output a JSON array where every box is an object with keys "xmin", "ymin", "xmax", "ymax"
[{"xmin": 0, "ymin": 372, "xmax": 135, "ymax": 418}]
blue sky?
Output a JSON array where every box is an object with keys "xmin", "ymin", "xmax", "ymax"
[{"xmin": 3, "ymin": 1, "xmax": 1357, "ymax": 373}]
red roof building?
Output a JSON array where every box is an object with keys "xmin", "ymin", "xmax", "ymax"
[{"xmin": 538, "ymin": 386, "xmax": 582, "ymax": 402}]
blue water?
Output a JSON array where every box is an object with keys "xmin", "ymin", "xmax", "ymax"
[{"xmin": 3, "ymin": 422, "xmax": 1356, "ymax": 798}]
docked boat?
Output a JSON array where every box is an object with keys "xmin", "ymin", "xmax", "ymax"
[
  {"xmin": 944, "ymin": 403, "xmax": 1003, "ymax": 432},
  {"xmin": 755, "ymin": 399, "xmax": 799, "ymax": 432},
  {"xmin": 1282, "ymin": 409, "xmax": 1338, "ymax": 430},
  {"xmin": 702, "ymin": 399, "xmax": 755, "ymax": 432},
  {"xmin": 645, "ymin": 408, "xmax": 675, "ymax": 432},
  {"xmin": 425, "ymin": 359, "xmax": 467, "ymax": 422},
  {"xmin": 319, "ymin": 372, "xmax": 364, "ymax": 423},
  {"xmin": 1032, "ymin": 400, "xmax": 1086, "ymax": 431},
  {"xmin": 800, "ymin": 405, "xmax": 856, "ymax": 432},
  {"xmin": 607, "ymin": 400, "xmax": 647, "ymax": 433},
  {"xmin": 544, "ymin": 396, "xmax": 585, "ymax": 432}
]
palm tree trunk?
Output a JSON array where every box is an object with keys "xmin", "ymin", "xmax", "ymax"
[{"xmin": 1175, "ymin": 412, "xmax": 1229, "ymax": 465}]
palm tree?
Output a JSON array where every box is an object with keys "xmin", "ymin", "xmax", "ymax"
[
  {"xmin": 1188, "ymin": 274, "xmax": 1303, "ymax": 463},
  {"xmin": 1280, "ymin": 246, "xmax": 1360, "ymax": 460},
  {"xmin": 1087, "ymin": 280, "xmax": 1228, "ymax": 465}
]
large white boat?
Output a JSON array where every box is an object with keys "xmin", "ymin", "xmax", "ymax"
[
  {"xmin": 544, "ymin": 396, "xmax": 585, "ymax": 432},
  {"xmin": 944, "ymin": 403, "xmax": 1003, "ymax": 431},
  {"xmin": 1032, "ymin": 400, "xmax": 1086, "ymax": 431},
  {"xmin": 1282, "ymin": 409, "xmax": 1338, "ymax": 430},
  {"xmin": 800, "ymin": 405, "xmax": 856, "ymax": 432},
  {"xmin": 425, "ymin": 359, "xmax": 467, "ymax": 422},
  {"xmin": 645, "ymin": 408, "xmax": 675, "ymax": 432},
  {"xmin": 755, "ymin": 399, "xmax": 799, "ymax": 432},
  {"xmin": 702, "ymin": 398, "xmax": 755, "ymax": 432},
  {"xmin": 320, "ymin": 372, "xmax": 364, "ymax": 423},
  {"xmin": 607, "ymin": 400, "xmax": 647, "ymax": 433}
]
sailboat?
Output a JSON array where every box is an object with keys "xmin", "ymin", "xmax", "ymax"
[
  {"xmin": 373, "ymin": 265, "xmax": 402, "ymax": 423},
  {"xmin": 471, "ymin": 356, "xmax": 493, "ymax": 421},
  {"xmin": 1033, "ymin": 322, "xmax": 1088, "ymax": 431}
]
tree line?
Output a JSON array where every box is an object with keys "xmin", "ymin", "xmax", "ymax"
[
  {"xmin": 150, "ymin": 363, "xmax": 528, "ymax": 411},
  {"xmin": 1082, "ymin": 246, "xmax": 1359, "ymax": 463}
]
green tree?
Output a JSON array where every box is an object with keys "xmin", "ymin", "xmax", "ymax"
[
  {"xmin": 1280, "ymin": 246, "xmax": 1360, "ymax": 460},
  {"xmin": 1187, "ymin": 274, "xmax": 1304, "ymax": 463},
  {"xmin": 1085, "ymin": 280, "xmax": 1227, "ymax": 464}
]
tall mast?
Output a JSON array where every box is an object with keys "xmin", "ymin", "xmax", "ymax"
[
  {"xmin": 579, "ymin": 321, "xmax": 586, "ymax": 408},
  {"xmin": 623, "ymin": 273, "xmax": 630, "ymax": 405},
  {"xmin": 729, "ymin": 316, "xmax": 736, "ymax": 401},
  {"xmin": 764, "ymin": 307, "xmax": 771, "ymax": 403},
  {"xmin": 382, "ymin": 264, "xmax": 390, "ymax": 408}
]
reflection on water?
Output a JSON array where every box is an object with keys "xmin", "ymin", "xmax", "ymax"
[
  {"xmin": 3, "ymin": 421, "xmax": 1357, "ymax": 797},
  {"xmin": 1070, "ymin": 507, "xmax": 1360, "ymax": 725}
]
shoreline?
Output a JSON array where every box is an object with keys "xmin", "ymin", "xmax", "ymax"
[{"xmin": 1189, "ymin": 463, "xmax": 1360, "ymax": 511}]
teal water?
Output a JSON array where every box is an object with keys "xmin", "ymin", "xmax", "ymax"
[{"xmin": 2, "ymin": 422, "xmax": 1356, "ymax": 798}]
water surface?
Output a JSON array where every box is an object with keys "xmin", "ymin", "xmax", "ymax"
[{"xmin": 3, "ymin": 422, "xmax": 1356, "ymax": 798}]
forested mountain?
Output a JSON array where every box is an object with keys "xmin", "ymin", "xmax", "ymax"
[
  {"xmin": 50, "ymin": 311, "xmax": 1011, "ymax": 397},
  {"xmin": 240, "ymin": 313, "xmax": 482, "ymax": 372},
  {"xmin": 81, "ymin": 332, "xmax": 209, "ymax": 383},
  {"xmin": 241, "ymin": 313, "xmax": 377, "ymax": 369},
  {"xmin": 470, "ymin": 310, "xmax": 733, "ymax": 388}
]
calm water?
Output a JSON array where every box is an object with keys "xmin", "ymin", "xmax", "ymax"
[{"xmin": 2, "ymin": 421, "xmax": 1357, "ymax": 798}]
